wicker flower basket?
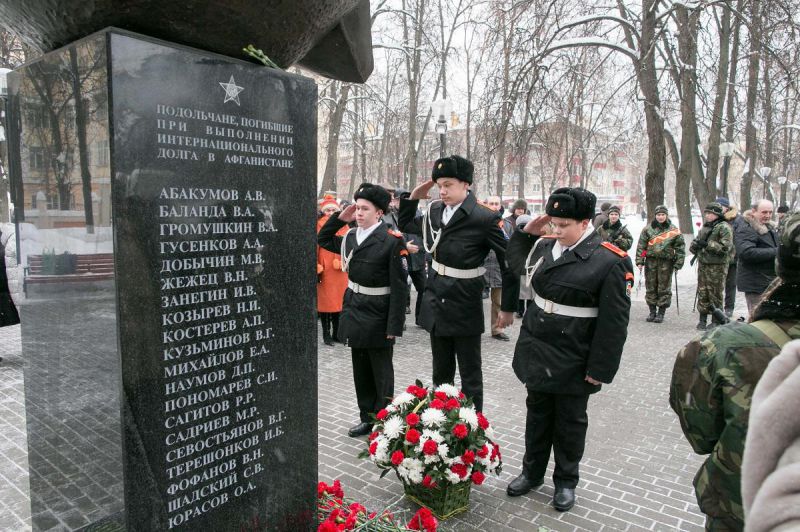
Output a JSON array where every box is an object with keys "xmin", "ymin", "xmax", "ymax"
[{"xmin": 402, "ymin": 479, "xmax": 471, "ymax": 520}]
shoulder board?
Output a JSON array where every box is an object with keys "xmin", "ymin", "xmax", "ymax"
[
  {"xmin": 387, "ymin": 229, "xmax": 403, "ymax": 238},
  {"xmin": 601, "ymin": 241, "xmax": 627, "ymax": 257}
]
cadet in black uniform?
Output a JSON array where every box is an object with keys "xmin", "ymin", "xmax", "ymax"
[
  {"xmin": 318, "ymin": 184, "xmax": 409, "ymax": 437},
  {"xmin": 500, "ymin": 187, "xmax": 633, "ymax": 512},
  {"xmin": 398, "ymin": 155, "xmax": 518, "ymax": 412}
]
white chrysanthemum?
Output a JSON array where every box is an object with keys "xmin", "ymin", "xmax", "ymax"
[
  {"xmin": 477, "ymin": 455, "xmax": 491, "ymax": 467},
  {"xmin": 438, "ymin": 443, "xmax": 450, "ymax": 461},
  {"xmin": 382, "ymin": 416, "xmax": 405, "ymax": 440},
  {"xmin": 485, "ymin": 425, "xmax": 495, "ymax": 440},
  {"xmin": 435, "ymin": 383, "xmax": 460, "ymax": 397},
  {"xmin": 386, "ymin": 404, "xmax": 397, "ymax": 413},
  {"xmin": 458, "ymin": 407, "xmax": 479, "ymax": 430},
  {"xmin": 423, "ymin": 453, "xmax": 441, "ymax": 464},
  {"xmin": 445, "ymin": 470, "xmax": 463, "ymax": 484},
  {"xmin": 372, "ymin": 436, "xmax": 390, "ymax": 463},
  {"xmin": 391, "ymin": 392, "xmax": 415, "ymax": 407},
  {"xmin": 421, "ymin": 429, "xmax": 444, "ymax": 444},
  {"xmin": 421, "ymin": 408, "xmax": 446, "ymax": 427}
]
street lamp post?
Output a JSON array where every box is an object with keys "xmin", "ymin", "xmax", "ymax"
[
  {"xmin": 790, "ymin": 182, "xmax": 799, "ymax": 210},
  {"xmin": 430, "ymin": 99, "xmax": 451, "ymax": 158},
  {"xmin": 760, "ymin": 166, "xmax": 772, "ymax": 199},
  {"xmin": 718, "ymin": 141, "xmax": 735, "ymax": 197},
  {"xmin": 777, "ymin": 176, "xmax": 788, "ymax": 207}
]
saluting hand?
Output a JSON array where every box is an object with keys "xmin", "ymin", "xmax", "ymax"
[
  {"xmin": 338, "ymin": 204, "xmax": 357, "ymax": 223},
  {"xmin": 410, "ymin": 180, "xmax": 436, "ymax": 200},
  {"xmin": 523, "ymin": 215, "xmax": 552, "ymax": 236},
  {"xmin": 496, "ymin": 311, "xmax": 514, "ymax": 329}
]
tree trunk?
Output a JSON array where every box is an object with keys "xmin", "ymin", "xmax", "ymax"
[
  {"xmin": 319, "ymin": 83, "xmax": 350, "ymax": 197},
  {"xmin": 69, "ymin": 47, "xmax": 95, "ymax": 234},
  {"xmin": 741, "ymin": 0, "xmax": 762, "ymax": 210},
  {"xmin": 639, "ymin": 0, "xmax": 666, "ymax": 219},
  {"xmin": 706, "ymin": 4, "xmax": 731, "ymax": 197}
]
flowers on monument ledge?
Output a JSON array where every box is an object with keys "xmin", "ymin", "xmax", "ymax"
[
  {"xmin": 359, "ymin": 380, "xmax": 503, "ymax": 489},
  {"xmin": 317, "ymin": 480, "xmax": 438, "ymax": 531}
]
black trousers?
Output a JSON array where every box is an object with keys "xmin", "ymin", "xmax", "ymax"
[
  {"xmin": 430, "ymin": 334, "xmax": 483, "ymax": 412},
  {"xmin": 724, "ymin": 262, "xmax": 737, "ymax": 312},
  {"xmin": 522, "ymin": 390, "xmax": 590, "ymax": 489},
  {"xmin": 351, "ymin": 347, "xmax": 394, "ymax": 423},
  {"xmin": 409, "ymin": 269, "xmax": 426, "ymax": 324}
]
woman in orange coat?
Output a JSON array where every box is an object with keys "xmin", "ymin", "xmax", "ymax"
[{"xmin": 317, "ymin": 196, "xmax": 349, "ymax": 345}]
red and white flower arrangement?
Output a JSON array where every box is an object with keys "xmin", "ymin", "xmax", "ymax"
[
  {"xmin": 361, "ymin": 381, "xmax": 502, "ymax": 488},
  {"xmin": 317, "ymin": 480, "xmax": 437, "ymax": 531}
]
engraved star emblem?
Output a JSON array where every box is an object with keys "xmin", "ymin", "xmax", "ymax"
[{"xmin": 219, "ymin": 75, "xmax": 244, "ymax": 105}]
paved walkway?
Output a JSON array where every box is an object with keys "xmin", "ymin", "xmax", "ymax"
[{"xmin": 0, "ymin": 267, "xmax": 750, "ymax": 531}]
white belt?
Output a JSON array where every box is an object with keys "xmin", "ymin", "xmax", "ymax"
[
  {"xmin": 533, "ymin": 290, "xmax": 599, "ymax": 318},
  {"xmin": 431, "ymin": 259, "xmax": 486, "ymax": 279},
  {"xmin": 348, "ymin": 281, "xmax": 391, "ymax": 296}
]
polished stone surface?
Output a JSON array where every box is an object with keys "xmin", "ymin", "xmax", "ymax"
[
  {"xmin": 9, "ymin": 30, "xmax": 318, "ymax": 531},
  {"xmin": 0, "ymin": 0, "xmax": 373, "ymax": 82}
]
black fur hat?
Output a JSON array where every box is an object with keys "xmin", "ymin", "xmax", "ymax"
[
  {"xmin": 431, "ymin": 155, "xmax": 474, "ymax": 184},
  {"xmin": 545, "ymin": 187, "xmax": 596, "ymax": 220},
  {"xmin": 354, "ymin": 183, "xmax": 391, "ymax": 213}
]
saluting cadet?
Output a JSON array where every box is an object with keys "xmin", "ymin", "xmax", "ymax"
[
  {"xmin": 318, "ymin": 183, "xmax": 409, "ymax": 437},
  {"xmin": 596, "ymin": 205, "xmax": 633, "ymax": 251},
  {"xmin": 689, "ymin": 202, "xmax": 734, "ymax": 330},
  {"xmin": 499, "ymin": 187, "xmax": 633, "ymax": 513},
  {"xmin": 398, "ymin": 155, "xmax": 518, "ymax": 412},
  {"xmin": 635, "ymin": 205, "xmax": 686, "ymax": 323}
]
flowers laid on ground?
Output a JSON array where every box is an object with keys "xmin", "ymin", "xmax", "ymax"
[
  {"xmin": 317, "ymin": 480, "xmax": 437, "ymax": 531},
  {"xmin": 361, "ymin": 381, "xmax": 502, "ymax": 489}
]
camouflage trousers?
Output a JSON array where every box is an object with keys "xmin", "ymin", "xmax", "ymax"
[
  {"xmin": 644, "ymin": 258, "xmax": 675, "ymax": 307},
  {"xmin": 696, "ymin": 263, "xmax": 728, "ymax": 315}
]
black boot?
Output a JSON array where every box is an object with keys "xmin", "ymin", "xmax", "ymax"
[
  {"xmin": 697, "ymin": 313, "xmax": 708, "ymax": 330},
  {"xmin": 646, "ymin": 305, "xmax": 657, "ymax": 322},
  {"xmin": 653, "ymin": 307, "xmax": 665, "ymax": 323},
  {"xmin": 330, "ymin": 313, "xmax": 340, "ymax": 343},
  {"xmin": 320, "ymin": 313, "xmax": 334, "ymax": 346}
]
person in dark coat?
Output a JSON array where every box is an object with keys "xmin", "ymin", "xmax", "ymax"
[
  {"xmin": 318, "ymin": 183, "xmax": 409, "ymax": 437},
  {"xmin": 383, "ymin": 188, "xmax": 426, "ymax": 323},
  {"xmin": 398, "ymin": 155, "xmax": 518, "ymax": 412},
  {"xmin": 735, "ymin": 199, "xmax": 778, "ymax": 316},
  {"xmin": 501, "ymin": 187, "xmax": 633, "ymax": 513},
  {"xmin": 484, "ymin": 195, "xmax": 514, "ymax": 340}
]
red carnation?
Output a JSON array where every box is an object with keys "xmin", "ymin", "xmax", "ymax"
[
  {"xmin": 450, "ymin": 463, "xmax": 468, "ymax": 478},
  {"xmin": 459, "ymin": 391, "xmax": 465, "ymax": 399},
  {"xmin": 391, "ymin": 450, "xmax": 405, "ymax": 466},
  {"xmin": 344, "ymin": 513, "xmax": 358, "ymax": 529},
  {"xmin": 412, "ymin": 386, "xmax": 427, "ymax": 398},
  {"xmin": 471, "ymin": 471, "xmax": 486, "ymax": 485},
  {"xmin": 422, "ymin": 475, "xmax": 437, "ymax": 488},
  {"xmin": 490, "ymin": 442, "xmax": 501, "ymax": 461},
  {"xmin": 434, "ymin": 391, "xmax": 448, "ymax": 401},
  {"xmin": 445, "ymin": 398, "xmax": 460, "ymax": 410},
  {"xmin": 331, "ymin": 480, "xmax": 343, "ymax": 499},
  {"xmin": 462, "ymin": 450, "xmax": 475, "ymax": 465},
  {"xmin": 369, "ymin": 431, "xmax": 380, "ymax": 441},
  {"xmin": 318, "ymin": 521, "xmax": 338, "ymax": 532},
  {"xmin": 422, "ymin": 440, "xmax": 438, "ymax": 456},
  {"xmin": 406, "ymin": 412, "xmax": 420, "ymax": 426},
  {"xmin": 407, "ymin": 384, "xmax": 419, "ymax": 394},
  {"xmin": 453, "ymin": 423, "xmax": 469, "ymax": 439},
  {"xmin": 429, "ymin": 399, "xmax": 445, "ymax": 409},
  {"xmin": 376, "ymin": 409, "xmax": 388, "ymax": 420},
  {"xmin": 476, "ymin": 412, "xmax": 490, "ymax": 430},
  {"xmin": 408, "ymin": 507, "xmax": 438, "ymax": 532},
  {"xmin": 349, "ymin": 502, "xmax": 366, "ymax": 515},
  {"xmin": 477, "ymin": 444, "xmax": 489, "ymax": 458},
  {"xmin": 405, "ymin": 428, "xmax": 421, "ymax": 444},
  {"xmin": 369, "ymin": 441, "xmax": 378, "ymax": 455}
]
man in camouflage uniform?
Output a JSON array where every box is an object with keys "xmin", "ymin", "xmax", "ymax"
[
  {"xmin": 670, "ymin": 211, "xmax": 800, "ymax": 531},
  {"xmin": 690, "ymin": 203, "xmax": 734, "ymax": 330},
  {"xmin": 597, "ymin": 205, "xmax": 633, "ymax": 251},
  {"xmin": 636, "ymin": 205, "xmax": 686, "ymax": 323}
]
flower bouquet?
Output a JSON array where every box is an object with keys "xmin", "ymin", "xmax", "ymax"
[
  {"xmin": 317, "ymin": 480, "xmax": 437, "ymax": 531},
  {"xmin": 360, "ymin": 381, "xmax": 502, "ymax": 519}
]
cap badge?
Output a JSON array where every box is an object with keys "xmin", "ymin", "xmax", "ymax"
[
  {"xmin": 438, "ymin": 163, "xmax": 443, "ymax": 169},
  {"xmin": 553, "ymin": 201, "xmax": 559, "ymax": 208}
]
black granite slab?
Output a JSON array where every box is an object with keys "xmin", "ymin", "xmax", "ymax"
[{"xmin": 9, "ymin": 29, "xmax": 318, "ymax": 531}]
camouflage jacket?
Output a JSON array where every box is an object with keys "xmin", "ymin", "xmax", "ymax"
[
  {"xmin": 597, "ymin": 220, "xmax": 633, "ymax": 251},
  {"xmin": 669, "ymin": 320, "xmax": 800, "ymax": 528},
  {"xmin": 690, "ymin": 219, "xmax": 734, "ymax": 265},
  {"xmin": 635, "ymin": 219, "xmax": 686, "ymax": 267}
]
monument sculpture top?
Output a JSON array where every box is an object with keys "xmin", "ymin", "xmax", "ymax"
[{"xmin": 0, "ymin": 0, "xmax": 373, "ymax": 82}]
